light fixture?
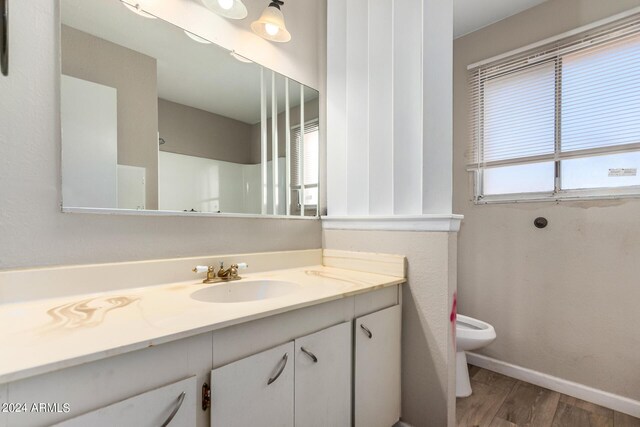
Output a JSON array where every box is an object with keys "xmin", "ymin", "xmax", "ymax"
[
  {"xmin": 230, "ymin": 51, "xmax": 253, "ymax": 63},
  {"xmin": 184, "ymin": 30, "xmax": 212, "ymax": 44},
  {"xmin": 201, "ymin": 0, "xmax": 248, "ymax": 20},
  {"xmin": 251, "ymin": 0, "xmax": 291, "ymax": 43},
  {"xmin": 121, "ymin": 1, "xmax": 157, "ymax": 19}
]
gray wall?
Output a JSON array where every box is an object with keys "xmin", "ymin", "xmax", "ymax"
[
  {"xmin": 158, "ymin": 98, "xmax": 254, "ymax": 164},
  {"xmin": 0, "ymin": 0, "xmax": 322, "ymax": 270},
  {"xmin": 323, "ymin": 230, "xmax": 457, "ymax": 427},
  {"xmin": 454, "ymin": 0, "xmax": 640, "ymax": 401},
  {"xmin": 61, "ymin": 25, "xmax": 160, "ymax": 209},
  {"xmin": 158, "ymin": 97, "xmax": 320, "ymax": 167}
]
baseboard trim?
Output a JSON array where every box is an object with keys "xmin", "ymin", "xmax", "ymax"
[{"xmin": 466, "ymin": 352, "xmax": 640, "ymax": 418}]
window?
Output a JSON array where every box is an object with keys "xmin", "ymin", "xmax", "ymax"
[
  {"xmin": 468, "ymin": 15, "xmax": 640, "ymax": 202},
  {"xmin": 291, "ymin": 120, "xmax": 319, "ymax": 208}
]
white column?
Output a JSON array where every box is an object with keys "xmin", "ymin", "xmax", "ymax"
[
  {"xmin": 422, "ymin": 0, "xmax": 453, "ymax": 214},
  {"xmin": 368, "ymin": 0, "xmax": 394, "ymax": 215},
  {"xmin": 272, "ymin": 72, "xmax": 279, "ymax": 215},
  {"xmin": 345, "ymin": 0, "xmax": 370, "ymax": 215},
  {"xmin": 299, "ymin": 84, "xmax": 306, "ymax": 216},
  {"xmin": 326, "ymin": 0, "xmax": 348, "ymax": 216},
  {"xmin": 260, "ymin": 68, "xmax": 268, "ymax": 215},
  {"xmin": 326, "ymin": 0, "xmax": 454, "ymax": 219},
  {"xmin": 285, "ymin": 78, "xmax": 291, "ymax": 216},
  {"xmin": 393, "ymin": 0, "xmax": 424, "ymax": 215}
]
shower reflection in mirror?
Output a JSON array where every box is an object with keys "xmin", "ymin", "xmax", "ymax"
[{"xmin": 59, "ymin": 0, "xmax": 319, "ymax": 217}]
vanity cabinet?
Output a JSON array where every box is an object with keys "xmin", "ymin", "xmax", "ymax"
[
  {"xmin": 210, "ymin": 342, "xmax": 295, "ymax": 427},
  {"xmin": 210, "ymin": 321, "xmax": 352, "ymax": 427},
  {"xmin": 354, "ymin": 305, "xmax": 402, "ymax": 427},
  {"xmin": 3, "ymin": 286, "xmax": 401, "ymax": 427},
  {"xmin": 53, "ymin": 376, "xmax": 197, "ymax": 427}
]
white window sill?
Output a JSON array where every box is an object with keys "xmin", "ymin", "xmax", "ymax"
[{"xmin": 475, "ymin": 187, "xmax": 640, "ymax": 204}]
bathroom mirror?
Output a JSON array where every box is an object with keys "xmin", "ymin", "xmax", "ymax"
[{"xmin": 59, "ymin": 0, "xmax": 320, "ymax": 217}]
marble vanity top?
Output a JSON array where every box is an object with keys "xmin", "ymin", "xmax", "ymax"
[{"xmin": 0, "ymin": 264, "xmax": 405, "ymax": 384}]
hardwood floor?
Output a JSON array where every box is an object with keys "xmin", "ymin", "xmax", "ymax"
[{"xmin": 457, "ymin": 366, "xmax": 640, "ymax": 427}]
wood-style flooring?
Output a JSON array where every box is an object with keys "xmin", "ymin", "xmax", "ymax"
[{"xmin": 457, "ymin": 366, "xmax": 640, "ymax": 427}]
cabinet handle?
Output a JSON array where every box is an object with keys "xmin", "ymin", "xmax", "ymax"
[
  {"xmin": 300, "ymin": 346, "xmax": 318, "ymax": 363},
  {"xmin": 160, "ymin": 391, "xmax": 186, "ymax": 427},
  {"xmin": 360, "ymin": 324, "xmax": 373, "ymax": 339},
  {"xmin": 0, "ymin": 0, "xmax": 7, "ymax": 76},
  {"xmin": 267, "ymin": 353, "xmax": 288, "ymax": 385}
]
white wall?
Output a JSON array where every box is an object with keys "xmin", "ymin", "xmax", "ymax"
[
  {"xmin": 326, "ymin": 0, "xmax": 453, "ymax": 216},
  {"xmin": 159, "ymin": 153, "xmax": 286, "ymax": 215},
  {"xmin": 60, "ymin": 75, "xmax": 118, "ymax": 208},
  {"xmin": 454, "ymin": 0, "xmax": 640, "ymax": 404},
  {"xmin": 0, "ymin": 0, "xmax": 324, "ymax": 270},
  {"xmin": 117, "ymin": 165, "xmax": 146, "ymax": 210}
]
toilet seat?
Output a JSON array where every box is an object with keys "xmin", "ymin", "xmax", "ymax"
[{"xmin": 456, "ymin": 314, "xmax": 495, "ymax": 342}]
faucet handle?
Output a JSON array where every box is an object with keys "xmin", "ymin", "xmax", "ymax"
[
  {"xmin": 193, "ymin": 265, "xmax": 210, "ymax": 273},
  {"xmin": 193, "ymin": 265, "xmax": 216, "ymax": 283}
]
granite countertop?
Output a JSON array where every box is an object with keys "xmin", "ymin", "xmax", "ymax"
[{"xmin": 0, "ymin": 265, "xmax": 405, "ymax": 384}]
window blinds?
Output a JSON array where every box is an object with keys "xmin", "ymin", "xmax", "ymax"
[
  {"xmin": 468, "ymin": 13, "xmax": 640, "ymax": 170},
  {"xmin": 290, "ymin": 120, "xmax": 319, "ymax": 188}
]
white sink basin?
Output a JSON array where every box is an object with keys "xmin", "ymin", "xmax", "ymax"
[{"xmin": 191, "ymin": 280, "xmax": 302, "ymax": 303}]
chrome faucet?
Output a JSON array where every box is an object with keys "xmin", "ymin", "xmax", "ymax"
[{"xmin": 192, "ymin": 262, "xmax": 248, "ymax": 284}]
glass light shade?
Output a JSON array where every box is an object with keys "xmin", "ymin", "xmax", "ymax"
[
  {"xmin": 251, "ymin": 5, "xmax": 291, "ymax": 43},
  {"xmin": 230, "ymin": 51, "xmax": 253, "ymax": 63},
  {"xmin": 201, "ymin": 0, "xmax": 248, "ymax": 20},
  {"xmin": 184, "ymin": 30, "xmax": 212, "ymax": 44},
  {"xmin": 121, "ymin": 2, "xmax": 157, "ymax": 19}
]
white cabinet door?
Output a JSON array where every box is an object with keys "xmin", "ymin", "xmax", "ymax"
[
  {"xmin": 53, "ymin": 376, "xmax": 196, "ymax": 427},
  {"xmin": 211, "ymin": 342, "xmax": 294, "ymax": 427},
  {"xmin": 354, "ymin": 305, "xmax": 402, "ymax": 427},
  {"xmin": 294, "ymin": 321, "xmax": 352, "ymax": 427}
]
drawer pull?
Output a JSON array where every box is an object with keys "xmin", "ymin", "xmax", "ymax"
[
  {"xmin": 0, "ymin": 0, "xmax": 7, "ymax": 76},
  {"xmin": 267, "ymin": 353, "xmax": 288, "ymax": 385},
  {"xmin": 360, "ymin": 324, "xmax": 373, "ymax": 339},
  {"xmin": 160, "ymin": 391, "xmax": 186, "ymax": 427},
  {"xmin": 301, "ymin": 346, "xmax": 318, "ymax": 363}
]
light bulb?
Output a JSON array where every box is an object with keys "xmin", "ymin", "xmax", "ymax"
[
  {"xmin": 217, "ymin": 0, "xmax": 234, "ymax": 10},
  {"xmin": 265, "ymin": 23, "xmax": 280, "ymax": 36}
]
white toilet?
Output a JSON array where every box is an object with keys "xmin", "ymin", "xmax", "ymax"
[{"xmin": 456, "ymin": 314, "xmax": 496, "ymax": 397}]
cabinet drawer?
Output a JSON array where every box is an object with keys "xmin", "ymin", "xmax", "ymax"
[
  {"xmin": 294, "ymin": 321, "xmax": 352, "ymax": 427},
  {"xmin": 53, "ymin": 376, "xmax": 196, "ymax": 427},
  {"xmin": 211, "ymin": 342, "xmax": 294, "ymax": 427}
]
